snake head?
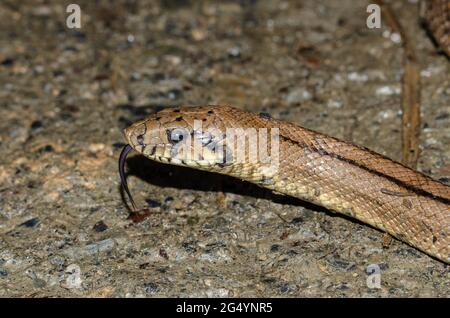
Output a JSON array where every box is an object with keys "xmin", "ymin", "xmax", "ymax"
[{"xmin": 123, "ymin": 106, "xmax": 234, "ymax": 168}]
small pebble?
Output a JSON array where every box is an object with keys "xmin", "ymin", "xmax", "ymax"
[
  {"xmin": 145, "ymin": 199, "xmax": 161, "ymax": 208},
  {"xmin": 227, "ymin": 46, "xmax": 241, "ymax": 57},
  {"xmin": 259, "ymin": 112, "xmax": 271, "ymax": 120},
  {"xmin": 1, "ymin": 58, "xmax": 14, "ymax": 66},
  {"xmin": 285, "ymin": 88, "xmax": 312, "ymax": 104},
  {"xmin": 290, "ymin": 217, "xmax": 304, "ymax": 225},
  {"xmin": 20, "ymin": 218, "xmax": 40, "ymax": 228},
  {"xmin": 0, "ymin": 268, "xmax": 8, "ymax": 277},
  {"xmin": 164, "ymin": 196, "xmax": 174, "ymax": 205},
  {"xmin": 144, "ymin": 282, "xmax": 159, "ymax": 294},
  {"xmin": 93, "ymin": 221, "xmax": 108, "ymax": 232},
  {"xmin": 61, "ymin": 238, "xmax": 116, "ymax": 260},
  {"xmin": 166, "ymin": 89, "xmax": 183, "ymax": 100},
  {"xmin": 36, "ymin": 145, "xmax": 54, "ymax": 154},
  {"xmin": 270, "ymin": 244, "xmax": 280, "ymax": 252},
  {"xmin": 49, "ymin": 256, "xmax": 66, "ymax": 267},
  {"xmin": 279, "ymin": 284, "xmax": 290, "ymax": 293},
  {"xmin": 30, "ymin": 120, "xmax": 43, "ymax": 131},
  {"xmin": 88, "ymin": 143, "xmax": 106, "ymax": 154},
  {"xmin": 438, "ymin": 177, "xmax": 449, "ymax": 184},
  {"xmin": 33, "ymin": 278, "xmax": 47, "ymax": 288}
]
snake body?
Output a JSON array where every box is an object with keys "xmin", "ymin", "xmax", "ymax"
[
  {"xmin": 122, "ymin": 106, "xmax": 450, "ymax": 264},
  {"xmin": 119, "ymin": 1, "xmax": 450, "ymax": 263}
]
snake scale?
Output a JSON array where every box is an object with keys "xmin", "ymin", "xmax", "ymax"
[{"xmin": 119, "ymin": 1, "xmax": 449, "ymax": 264}]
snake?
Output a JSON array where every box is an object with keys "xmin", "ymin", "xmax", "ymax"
[
  {"xmin": 120, "ymin": 106, "xmax": 449, "ymax": 264},
  {"xmin": 118, "ymin": 1, "xmax": 449, "ymax": 264}
]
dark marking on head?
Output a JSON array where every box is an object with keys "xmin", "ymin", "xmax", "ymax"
[
  {"xmin": 173, "ymin": 109, "xmax": 180, "ymax": 113},
  {"xmin": 207, "ymin": 110, "xmax": 213, "ymax": 114},
  {"xmin": 176, "ymin": 116, "xmax": 183, "ymax": 121},
  {"xmin": 137, "ymin": 134, "xmax": 145, "ymax": 145},
  {"xmin": 432, "ymin": 236, "xmax": 437, "ymax": 243},
  {"xmin": 155, "ymin": 116, "xmax": 161, "ymax": 121},
  {"xmin": 136, "ymin": 123, "xmax": 147, "ymax": 146},
  {"xmin": 150, "ymin": 145, "xmax": 156, "ymax": 156}
]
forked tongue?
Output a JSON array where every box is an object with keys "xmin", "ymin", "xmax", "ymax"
[{"xmin": 119, "ymin": 144, "xmax": 138, "ymax": 211}]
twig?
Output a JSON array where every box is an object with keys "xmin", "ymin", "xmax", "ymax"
[{"xmin": 376, "ymin": 0, "xmax": 421, "ymax": 169}]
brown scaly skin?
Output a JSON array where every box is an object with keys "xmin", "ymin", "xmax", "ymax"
[{"xmin": 123, "ymin": 106, "xmax": 450, "ymax": 264}]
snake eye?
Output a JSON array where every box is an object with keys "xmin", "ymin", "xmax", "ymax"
[{"xmin": 167, "ymin": 128, "xmax": 188, "ymax": 144}]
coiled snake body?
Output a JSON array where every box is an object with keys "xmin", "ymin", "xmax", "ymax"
[{"xmin": 121, "ymin": 106, "xmax": 450, "ymax": 264}]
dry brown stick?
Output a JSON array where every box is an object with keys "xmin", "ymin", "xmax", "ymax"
[{"xmin": 375, "ymin": 0, "xmax": 421, "ymax": 169}]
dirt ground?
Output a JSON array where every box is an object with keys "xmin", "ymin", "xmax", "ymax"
[{"xmin": 0, "ymin": 0, "xmax": 448, "ymax": 297}]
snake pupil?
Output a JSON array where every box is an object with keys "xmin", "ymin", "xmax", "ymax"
[{"xmin": 167, "ymin": 128, "xmax": 187, "ymax": 144}]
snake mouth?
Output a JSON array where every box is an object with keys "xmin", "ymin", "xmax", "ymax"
[
  {"xmin": 149, "ymin": 144, "xmax": 232, "ymax": 168},
  {"xmin": 154, "ymin": 155, "xmax": 214, "ymax": 167}
]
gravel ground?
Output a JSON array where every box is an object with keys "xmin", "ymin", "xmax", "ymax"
[{"xmin": 0, "ymin": 0, "xmax": 448, "ymax": 297}]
